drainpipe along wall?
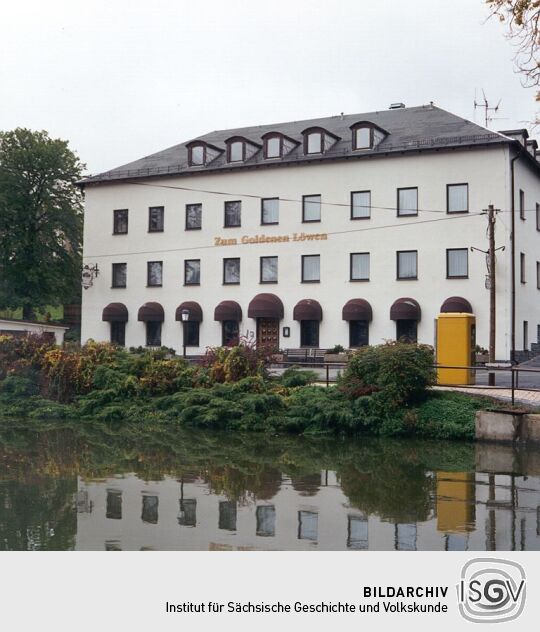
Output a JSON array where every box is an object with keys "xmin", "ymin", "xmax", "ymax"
[{"xmin": 510, "ymin": 146, "xmax": 522, "ymax": 364}]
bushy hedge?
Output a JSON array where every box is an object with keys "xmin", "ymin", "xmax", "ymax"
[
  {"xmin": 339, "ymin": 341, "xmax": 436, "ymax": 407},
  {"xmin": 0, "ymin": 335, "xmax": 489, "ymax": 439}
]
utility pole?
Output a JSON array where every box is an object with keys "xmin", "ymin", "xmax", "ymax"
[
  {"xmin": 488, "ymin": 205, "xmax": 496, "ymax": 385},
  {"xmin": 471, "ymin": 205, "xmax": 503, "ymax": 386}
]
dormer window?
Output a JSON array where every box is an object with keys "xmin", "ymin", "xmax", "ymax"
[
  {"xmin": 266, "ymin": 136, "xmax": 281, "ymax": 158},
  {"xmin": 187, "ymin": 141, "xmax": 222, "ymax": 167},
  {"xmin": 225, "ymin": 136, "xmax": 261, "ymax": 163},
  {"xmin": 262, "ymin": 132, "xmax": 299, "ymax": 159},
  {"xmin": 307, "ymin": 132, "xmax": 322, "ymax": 154},
  {"xmin": 229, "ymin": 141, "xmax": 244, "ymax": 162},
  {"xmin": 191, "ymin": 144, "xmax": 205, "ymax": 165},
  {"xmin": 355, "ymin": 127, "xmax": 371, "ymax": 150},
  {"xmin": 350, "ymin": 122, "xmax": 387, "ymax": 151},
  {"xmin": 302, "ymin": 127, "xmax": 339, "ymax": 156}
]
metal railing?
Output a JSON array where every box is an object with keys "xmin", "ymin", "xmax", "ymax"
[{"xmin": 269, "ymin": 359, "xmax": 540, "ymax": 402}]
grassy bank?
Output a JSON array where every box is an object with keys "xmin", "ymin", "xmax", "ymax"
[{"xmin": 0, "ymin": 335, "xmax": 497, "ymax": 440}]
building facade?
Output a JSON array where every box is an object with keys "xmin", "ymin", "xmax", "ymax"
[{"xmin": 80, "ymin": 105, "xmax": 540, "ymax": 360}]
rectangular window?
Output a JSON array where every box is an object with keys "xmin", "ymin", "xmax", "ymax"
[
  {"xmin": 302, "ymin": 194, "xmax": 321, "ymax": 222},
  {"xmin": 537, "ymin": 203, "xmax": 540, "ymax": 230},
  {"xmin": 396, "ymin": 320, "xmax": 417, "ymax": 343},
  {"xmin": 300, "ymin": 320, "xmax": 319, "ymax": 347},
  {"xmin": 524, "ymin": 320, "xmax": 529, "ymax": 351},
  {"xmin": 447, "ymin": 184, "xmax": 468, "ymax": 213},
  {"xmin": 298, "ymin": 510, "xmax": 318, "ymax": 541},
  {"xmin": 261, "ymin": 198, "xmax": 279, "ymax": 224},
  {"xmin": 223, "ymin": 258, "xmax": 240, "ymax": 284},
  {"xmin": 111, "ymin": 263, "xmax": 127, "ymax": 288},
  {"xmin": 229, "ymin": 142, "xmax": 243, "ymax": 162},
  {"xmin": 397, "ymin": 188, "xmax": 418, "ymax": 216},
  {"xmin": 447, "ymin": 248, "xmax": 469, "ymax": 278},
  {"xmin": 141, "ymin": 495, "xmax": 158, "ymax": 524},
  {"xmin": 222, "ymin": 320, "xmax": 239, "ymax": 346},
  {"xmin": 224, "ymin": 201, "xmax": 241, "ymax": 227},
  {"xmin": 397, "ymin": 250, "xmax": 418, "ymax": 279},
  {"xmin": 395, "ymin": 523, "xmax": 417, "ymax": 551},
  {"xmin": 355, "ymin": 127, "xmax": 371, "ymax": 150},
  {"xmin": 184, "ymin": 321, "xmax": 200, "ymax": 347},
  {"xmin": 106, "ymin": 490, "xmax": 122, "ymax": 520},
  {"xmin": 520, "ymin": 190, "xmax": 525, "ymax": 220},
  {"xmin": 347, "ymin": 515, "xmax": 368, "ymax": 549},
  {"xmin": 350, "ymin": 253, "xmax": 370, "ymax": 281},
  {"xmin": 266, "ymin": 137, "xmax": 281, "ymax": 158},
  {"xmin": 110, "ymin": 321, "xmax": 126, "ymax": 347},
  {"xmin": 351, "ymin": 191, "xmax": 371, "ymax": 219},
  {"xmin": 256, "ymin": 505, "xmax": 276, "ymax": 537},
  {"xmin": 147, "ymin": 261, "xmax": 163, "ymax": 286},
  {"xmin": 184, "ymin": 259, "xmax": 200, "ymax": 285},
  {"xmin": 302, "ymin": 254, "xmax": 320, "ymax": 282},
  {"xmin": 178, "ymin": 499, "xmax": 196, "ymax": 527},
  {"xmin": 190, "ymin": 145, "xmax": 204, "ymax": 165},
  {"xmin": 113, "ymin": 209, "xmax": 128, "ymax": 234},
  {"xmin": 219, "ymin": 501, "xmax": 237, "ymax": 530},
  {"xmin": 185, "ymin": 203, "xmax": 202, "ymax": 230},
  {"xmin": 307, "ymin": 133, "xmax": 322, "ymax": 154},
  {"xmin": 521, "ymin": 252, "xmax": 526, "ymax": 283},
  {"xmin": 260, "ymin": 256, "xmax": 278, "ymax": 283},
  {"xmin": 148, "ymin": 206, "xmax": 164, "ymax": 232},
  {"xmin": 537, "ymin": 262, "xmax": 540, "ymax": 289},
  {"xmin": 349, "ymin": 321, "xmax": 369, "ymax": 347},
  {"xmin": 146, "ymin": 322, "xmax": 161, "ymax": 347}
]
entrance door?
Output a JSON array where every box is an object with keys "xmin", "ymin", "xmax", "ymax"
[{"xmin": 257, "ymin": 318, "xmax": 279, "ymax": 350}]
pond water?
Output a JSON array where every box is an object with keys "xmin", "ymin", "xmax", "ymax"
[{"xmin": 1, "ymin": 421, "xmax": 540, "ymax": 551}]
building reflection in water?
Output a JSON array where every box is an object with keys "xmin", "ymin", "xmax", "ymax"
[
  {"xmin": 68, "ymin": 465, "xmax": 540, "ymax": 551},
  {"xmin": 5, "ymin": 437, "xmax": 540, "ymax": 551}
]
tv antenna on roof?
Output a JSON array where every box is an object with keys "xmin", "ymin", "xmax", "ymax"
[{"xmin": 474, "ymin": 89, "xmax": 505, "ymax": 128}]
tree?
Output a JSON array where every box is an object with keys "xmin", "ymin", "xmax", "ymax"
[
  {"xmin": 487, "ymin": 1, "xmax": 540, "ymax": 100},
  {"xmin": 0, "ymin": 128, "xmax": 84, "ymax": 320}
]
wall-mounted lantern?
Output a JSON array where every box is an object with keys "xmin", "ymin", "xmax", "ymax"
[{"xmin": 82, "ymin": 263, "xmax": 99, "ymax": 290}]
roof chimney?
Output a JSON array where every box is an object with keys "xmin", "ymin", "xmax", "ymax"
[{"xmin": 389, "ymin": 103, "xmax": 405, "ymax": 110}]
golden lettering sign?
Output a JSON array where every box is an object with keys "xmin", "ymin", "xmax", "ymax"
[{"xmin": 214, "ymin": 232, "xmax": 328, "ymax": 246}]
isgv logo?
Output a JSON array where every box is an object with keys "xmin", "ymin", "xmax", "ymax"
[{"xmin": 457, "ymin": 558, "xmax": 526, "ymax": 623}]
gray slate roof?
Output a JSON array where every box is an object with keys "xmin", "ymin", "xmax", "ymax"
[{"xmin": 82, "ymin": 105, "xmax": 510, "ymax": 185}]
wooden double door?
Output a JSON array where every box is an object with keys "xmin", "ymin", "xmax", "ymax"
[{"xmin": 257, "ymin": 318, "xmax": 279, "ymax": 350}]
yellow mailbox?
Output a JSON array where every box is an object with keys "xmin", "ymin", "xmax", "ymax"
[{"xmin": 436, "ymin": 313, "xmax": 476, "ymax": 385}]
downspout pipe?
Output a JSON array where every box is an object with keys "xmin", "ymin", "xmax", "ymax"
[{"xmin": 510, "ymin": 146, "xmax": 523, "ymax": 364}]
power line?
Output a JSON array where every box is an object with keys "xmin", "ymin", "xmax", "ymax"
[
  {"xmin": 126, "ymin": 181, "xmax": 448, "ymax": 214},
  {"xmin": 116, "ymin": 179, "xmax": 540, "ymax": 214},
  {"xmin": 83, "ymin": 210, "xmax": 483, "ymax": 260}
]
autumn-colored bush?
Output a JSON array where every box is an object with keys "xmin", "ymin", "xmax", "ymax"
[
  {"xmin": 0, "ymin": 333, "xmax": 55, "ymax": 379},
  {"xmin": 202, "ymin": 338, "xmax": 274, "ymax": 383}
]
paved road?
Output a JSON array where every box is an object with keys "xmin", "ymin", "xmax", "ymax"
[{"xmin": 475, "ymin": 356, "xmax": 540, "ymax": 390}]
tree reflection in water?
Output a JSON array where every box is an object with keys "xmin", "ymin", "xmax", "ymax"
[{"xmin": 0, "ymin": 419, "xmax": 539, "ymax": 550}]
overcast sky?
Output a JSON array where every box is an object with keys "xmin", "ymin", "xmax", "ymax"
[{"xmin": 1, "ymin": 0, "xmax": 536, "ymax": 174}]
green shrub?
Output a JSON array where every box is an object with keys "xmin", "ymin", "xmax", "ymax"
[
  {"xmin": 279, "ymin": 367, "xmax": 319, "ymax": 387},
  {"xmin": 0, "ymin": 374, "xmax": 39, "ymax": 397},
  {"xmin": 340, "ymin": 341, "xmax": 436, "ymax": 407},
  {"xmin": 327, "ymin": 345, "xmax": 345, "ymax": 354}
]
